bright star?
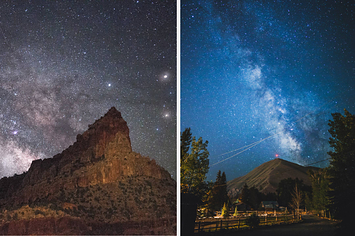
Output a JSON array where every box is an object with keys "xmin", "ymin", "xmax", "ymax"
[
  {"xmin": 159, "ymin": 72, "xmax": 171, "ymax": 82},
  {"xmin": 162, "ymin": 111, "xmax": 170, "ymax": 119}
]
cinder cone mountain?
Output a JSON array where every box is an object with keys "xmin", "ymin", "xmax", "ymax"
[
  {"xmin": 0, "ymin": 107, "xmax": 176, "ymax": 235},
  {"xmin": 227, "ymin": 158, "xmax": 319, "ymax": 197}
]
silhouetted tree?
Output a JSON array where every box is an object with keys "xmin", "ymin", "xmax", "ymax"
[
  {"xmin": 207, "ymin": 170, "xmax": 228, "ymax": 211},
  {"xmin": 328, "ymin": 109, "xmax": 355, "ymax": 233},
  {"xmin": 239, "ymin": 183, "xmax": 250, "ymax": 205},
  {"xmin": 181, "ymin": 128, "xmax": 192, "ymax": 158},
  {"xmin": 220, "ymin": 172, "xmax": 228, "ymax": 204},
  {"xmin": 181, "ymin": 128, "xmax": 210, "ymax": 235},
  {"xmin": 249, "ymin": 187, "xmax": 260, "ymax": 210},
  {"xmin": 277, "ymin": 178, "xmax": 310, "ymax": 209},
  {"xmin": 277, "ymin": 178, "xmax": 297, "ymax": 207},
  {"xmin": 246, "ymin": 213, "xmax": 260, "ymax": 228},
  {"xmin": 304, "ymin": 192, "xmax": 312, "ymax": 212},
  {"xmin": 263, "ymin": 192, "xmax": 278, "ymax": 201},
  {"xmin": 308, "ymin": 169, "xmax": 330, "ymax": 216}
]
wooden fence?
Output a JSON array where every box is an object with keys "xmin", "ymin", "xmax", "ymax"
[{"xmin": 194, "ymin": 213, "xmax": 302, "ymax": 233}]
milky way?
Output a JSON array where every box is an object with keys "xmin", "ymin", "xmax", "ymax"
[
  {"xmin": 0, "ymin": 1, "xmax": 176, "ymax": 178},
  {"xmin": 181, "ymin": 0, "xmax": 355, "ymax": 181}
]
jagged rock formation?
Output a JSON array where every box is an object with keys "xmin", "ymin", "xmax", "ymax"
[
  {"xmin": 227, "ymin": 158, "xmax": 319, "ymax": 197},
  {"xmin": 0, "ymin": 107, "xmax": 176, "ymax": 235}
]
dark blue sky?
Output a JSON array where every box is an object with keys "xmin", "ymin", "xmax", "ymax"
[{"xmin": 181, "ymin": 0, "xmax": 355, "ymax": 181}]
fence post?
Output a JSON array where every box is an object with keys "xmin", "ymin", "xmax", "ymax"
[
  {"xmin": 221, "ymin": 220, "xmax": 223, "ymax": 231},
  {"xmin": 226, "ymin": 219, "xmax": 228, "ymax": 230},
  {"xmin": 216, "ymin": 220, "xmax": 218, "ymax": 231},
  {"xmin": 238, "ymin": 218, "xmax": 240, "ymax": 229},
  {"xmin": 198, "ymin": 221, "xmax": 201, "ymax": 232}
]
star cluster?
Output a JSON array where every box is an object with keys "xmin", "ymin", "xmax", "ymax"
[
  {"xmin": 0, "ymin": 1, "xmax": 176, "ymax": 178},
  {"xmin": 181, "ymin": 0, "xmax": 354, "ymax": 181}
]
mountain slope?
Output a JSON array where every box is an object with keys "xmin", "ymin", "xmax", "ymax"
[
  {"xmin": 0, "ymin": 107, "xmax": 176, "ymax": 235},
  {"xmin": 227, "ymin": 158, "xmax": 319, "ymax": 197}
]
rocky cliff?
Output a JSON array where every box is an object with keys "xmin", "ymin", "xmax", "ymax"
[{"xmin": 0, "ymin": 107, "xmax": 176, "ymax": 235}]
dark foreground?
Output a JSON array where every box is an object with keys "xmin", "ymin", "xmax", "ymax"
[{"xmin": 200, "ymin": 215, "xmax": 338, "ymax": 236}]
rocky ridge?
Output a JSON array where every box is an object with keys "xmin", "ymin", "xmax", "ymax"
[{"xmin": 0, "ymin": 107, "xmax": 176, "ymax": 235}]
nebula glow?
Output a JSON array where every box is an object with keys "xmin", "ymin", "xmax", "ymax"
[
  {"xmin": 181, "ymin": 0, "xmax": 354, "ymax": 180},
  {"xmin": 0, "ymin": 1, "xmax": 176, "ymax": 179}
]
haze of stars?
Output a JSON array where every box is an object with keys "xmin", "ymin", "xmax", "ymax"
[
  {"xmin": 0, "ymin": 1, "xmax": 176, "ymax": 178},
  {"xmin": 181, "ymin": 0, "xmax": 355, "ymax": 180}
]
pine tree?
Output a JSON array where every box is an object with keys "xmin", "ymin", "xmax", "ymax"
[
  {"xmin": 327, "ymin": 109, "xmax": 355, "ymax": 232},
  {"xmin": 221, "ymin": 202, "xmax": 229, "ymax": 218},
  {"xmin": 239, "ymin": 183, "xmax": 250, "ymax": 205},
  {"xmin": 304, "ymin": 192, "xmax": 312, "ymax": 212},
  {"xmin": 207, "ymin": 170, "xmax": 228, "ymax": 212},
  {"xmin": 308, "ymin": 169, "xmax": 330, "ymax": 215},
  {"xmin": 208, "ymin": 171, "xmax": 221, "ymax": 211},
  {"xmin": 181, "ymin": 128, "xmax": 192, "ymax": 159},
  {"xmin": 249, "ymin": 187, "xmax": 260, "ymax": 210},
  {"xmin": 233, "ymin": 206, "xmax": 238, "ymax": 217},
  {"xmin": 220, "ymin": 172, "xmax": 228, "ymax": 205},
  {"xmin": 276, "ymin": 178, "xmax": 309, "ymax": 209},
  {"xmin": 180, "ymin": 128, "xmax": 210, "ymax": 204},
  {"xmin": 202, "ymin": 181, "xmax": 214, "ymax": 216}
]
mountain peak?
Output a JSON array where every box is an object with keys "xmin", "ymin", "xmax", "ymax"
[
  {"xmin": 76, "ymin": 106, "xmax": 132, "ymax": 158},
  {"xmin": 227, "ymin": 158, "xmax": 319, "ymax": 196},
  {"xmin": 107, "ymin": 106, "xmax": 120, "ymax": 115},
  {"xmin": 94, "ymin": 106, "xmax": 124, "ymax": 125},
  {"xmin": 0, "ymin": 108, "xmax": 176, "ymax": 234}
]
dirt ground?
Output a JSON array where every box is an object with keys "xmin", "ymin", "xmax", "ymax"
[{"xmin": 199, "ymin": 215, "xmax": 339, "ymax": 236}]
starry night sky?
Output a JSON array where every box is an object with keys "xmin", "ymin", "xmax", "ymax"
[
  {"xmin": 181, "ymin": 0, "xmax": 355, "ymax": 181},
  {"xmin": 0, "ymin": 1, "xmax": 176, "ymax": 179}
]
